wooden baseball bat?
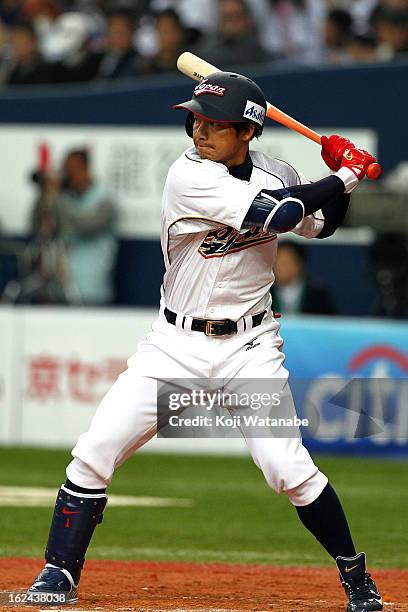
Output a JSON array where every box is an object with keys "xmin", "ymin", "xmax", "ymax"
[{"xmin": 177, "ymin": 52, "xmax": 381, "ymax": 180}]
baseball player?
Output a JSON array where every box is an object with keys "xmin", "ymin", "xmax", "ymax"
[{"xmin": 29, "ymin": 72, "xmax": 382, "ymax": 612}]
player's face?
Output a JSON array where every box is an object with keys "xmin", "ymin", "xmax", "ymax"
[{"xmin": 192, "ymin": 116, "xmax": 254, "ymax": 167}]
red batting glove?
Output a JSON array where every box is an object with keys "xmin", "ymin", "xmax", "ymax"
[
  {"xmin": 321, "ymin": 134, "xmax": 352, "ymax": 171},
  {"xmin": 340, "ymin": 146, "xmax": 377, "ymax": 181}
]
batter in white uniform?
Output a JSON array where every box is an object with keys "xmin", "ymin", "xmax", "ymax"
[{"xmin": 29, "ymin": 72, "xmax": 383, "ymax": 612}]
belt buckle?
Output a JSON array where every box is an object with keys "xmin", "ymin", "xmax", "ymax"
[{"xmin": 205, "ymin": 320, "xmax": 224, "ymax": 337}]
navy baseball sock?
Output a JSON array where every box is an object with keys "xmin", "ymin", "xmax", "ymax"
[
  {"xmin": 295, "ymin": 482, "xmax": 356, "ymax": 560},
  {"xmin": 44, "ymin": 483, "xmax": 107, "ymax": 584}
]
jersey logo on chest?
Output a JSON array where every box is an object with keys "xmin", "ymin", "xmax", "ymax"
[{"xmin": 198, "ymin": 226, "xmax": 276, "ymax": 259}]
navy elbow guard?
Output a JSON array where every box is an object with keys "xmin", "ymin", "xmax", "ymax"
[{"xmin": 242, "ymin": 191, "xmax": 305, "ymax": 234}]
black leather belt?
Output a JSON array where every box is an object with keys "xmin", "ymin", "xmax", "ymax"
[{"xmin": 164, "ymin": 307, "xmax": 266, "ymax": 337}]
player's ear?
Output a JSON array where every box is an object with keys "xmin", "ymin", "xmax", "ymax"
[{"xmin": 241, "ymin": 124, "xmax": 256, "ymax": 142}]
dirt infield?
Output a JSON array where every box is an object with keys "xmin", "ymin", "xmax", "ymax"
[{"xmin": 0, "ymin": 557, "xmax": 407, "ymax": 612}]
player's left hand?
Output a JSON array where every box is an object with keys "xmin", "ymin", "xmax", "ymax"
[{"xmin": 321, "ymin": 134, "xmax": 351, "ymax": 171}]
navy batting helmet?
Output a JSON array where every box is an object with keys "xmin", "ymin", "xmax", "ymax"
[{"xmin": 173, "ymin": 71, "xmax": 267, "ymax": 138}]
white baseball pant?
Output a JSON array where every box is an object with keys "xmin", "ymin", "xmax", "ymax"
[{"xmin": 67, "ymin": 309, "xmax": 328, "ymax": 506}]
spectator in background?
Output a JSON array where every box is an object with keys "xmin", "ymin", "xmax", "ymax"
[
  {"xmin": 29, "ymin": 148, "xmax": 117, "ymax": 305},
  {"xmin": 348, "ymin": 32, "xmax": 379, "ymax": 61},
  {"xmin": 0, "ymin": 18, "xmax": 12, "ymax": 82},
  {"xmin": 0, "ymin": 0, "xmax": 23, "ymax": 25},
  {"xmin": 21, "ymin": 0, "xmax": 62, "ymax": 60},
  {"xmin": 22, "ymin": 0, "xmax": 60, "ymax": 20},
  {"xmin": 138, "ymin": 8, "xmax": 187, "ymax": 75},
  {"xmin": 93, "ymin": 10, "xmax": 139, "ymax": 80},
  {"xmin": 150, "ymin": 0, "xmax": 218, "ymax": 35},
  {"xmin": 323, "ymin": 8, "xmax": 353, "ymax": 63},
  {"xmin": 369, "ymin": 233, "xmax": 408, "ymax": 318},
  {"xmin": 194, "ymin": 0, "xmax": 270, "ymax": 69},
  {"xmin": 58, "ymin": 0, "xmax": 106, "ymax": 43},
  {"xmin": 248, "ymin": 0, "xmax": 325, "ymax": 63},
  {"xmin": 2, "ymin": 20, "xmax": 54, "ymax": 85},
  {"xmin": 48, "ymin": 12, "xmax": 101, "ymax": 82},
  {"xmin": 372, "ymin": 4, "xmax": 408, "ymax": 59},
  {"xmin": 346, "ymin": 0, "xmax": 378, "ymax": 35},
  {"xmin": 55, "ymin": 148, "xmax": 117, "ymax": 305},
  {"xmin": 271, "ymin": 241, "xmax": 336, "ymax": 315}
]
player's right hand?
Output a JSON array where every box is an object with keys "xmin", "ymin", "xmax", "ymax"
[
  {"xmin": 321, "ymin": 134, "xmax": 351, "ymax": 171},
  {"xmin": 340, "ymin": 146, "xmax": 377, "ymax": 181}
]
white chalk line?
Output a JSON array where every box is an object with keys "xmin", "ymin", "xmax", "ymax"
[{"xmin": 0, "ymin": 486, "xmax": 193, "ymax": 508}]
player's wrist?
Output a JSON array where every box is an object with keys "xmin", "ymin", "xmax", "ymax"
[{"xmin": 334, "ymin": 167, "xmax": 359, "ymax": 194}]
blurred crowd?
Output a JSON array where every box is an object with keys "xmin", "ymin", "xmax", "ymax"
[
  {"xmin": 0, "ymin": 0, "xmax": 407, "ymax": 87},
  {"xmin": 1, "ymin": 147, "xmax": 118, "ymax": 306}
]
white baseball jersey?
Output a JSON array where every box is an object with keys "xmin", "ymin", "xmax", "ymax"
[{"xmin": 161, "ymin": 146, "xmax": 324, "ymax": 320}]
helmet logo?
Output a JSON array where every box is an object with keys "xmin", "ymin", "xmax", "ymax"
[
  {"xmin": 194, "ymin": 79, "xmax": 226, "ymax": 97},
  {"xmin": 243, "ymin": 100, "xmax": 265, "ymax": 125}
]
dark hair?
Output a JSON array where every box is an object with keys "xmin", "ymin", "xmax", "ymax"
[
  {"xmin": 270, "ymin": 0, "xmax": 305, "ymax": 8},
  {"xmin": 106, "ymin": 9, "xmax": 136, "ymax": 29},
  {"xmin": 66, "ymin": 148, "xmax": 89, "ymax": 166},
  {"xmin": 351, "ymin": 32, "xmax": 377, "ymax": 48},
  {"xmin": 278, "ymin": 241, "xmax": 307, "ymax": 264},
  {"xmin": 154, "ymin": 8, "xmax": 183, "ymax": 25},
  {"xmin": 232, "ymin": 121, "xmax": 261, "ymax": 140},
  {"xmin": 220, "ymin": 0, "xmax": 251, "ymax": 18},
  {"xmin": 186, "ymin": 113, "xmax": 261, "ymax": 140},
  {"xmin": 327, "ymin": 9, "xmax": 353, "ymax": 34},
  {"xmin": 12, "ymin": 20, "xmax": 37, "ymax": 37},
  {"xmin": 372, "ymin": 6, "xmax": 408, "ymax": 26}
]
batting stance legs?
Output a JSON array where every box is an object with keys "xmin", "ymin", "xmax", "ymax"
[{"xmin": 29, "ymin": 313, "xmax": 369, "ymax": 605}]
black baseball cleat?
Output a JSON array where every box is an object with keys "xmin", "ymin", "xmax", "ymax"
[
  {"xmin": 28, "ymin": 566, "xmax": 79, "ymax": 604},
  {"xmin": 336, "ymin": 553, "xmax": 383, "ymax": 612}
]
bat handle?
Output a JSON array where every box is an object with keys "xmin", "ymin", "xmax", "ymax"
[{"xmin": 312, "ymin": 131, "xmax": 382, "ymax": 180}]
